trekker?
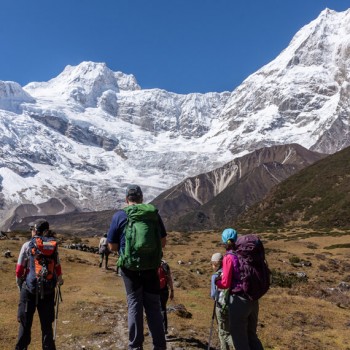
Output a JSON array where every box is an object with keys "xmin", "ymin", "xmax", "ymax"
[
  {"xmin": 210, "ymin": 252, "xmax": 234, "ymax": 350},
  {"xmin": 99, "ymin": 233, "xmax": 110, "ymax": 269},
  {"xmin": 216, "ymin": 228, "xmax": 264, "ymax": 350},
  {"xmin": 15, "ymin": 219, "xmax": 63, "ymax": 350},
  {"xmin": 107, "ymin": 184, "xmax": 167, "ymax": 350},
  {"xmin": 158, "ymin": 254, "xmax": 174, "ymax": 335}
]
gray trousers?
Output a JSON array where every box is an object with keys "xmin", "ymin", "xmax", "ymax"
[
  {"xmin": 216, "ymin": 305, "xmax": 234, "ymax": 350},
  {"xmin": 122, "ymin": 268, "xmax": 166, "ymax": 350},
  {"xmin": 228, "ymin": 294, "xmax": 264, "ymax": 350}
]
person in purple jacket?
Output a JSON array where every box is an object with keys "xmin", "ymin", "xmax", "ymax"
[{"xmin": 216, "ymin": 228, "xmax": 264, "ymax": 350}]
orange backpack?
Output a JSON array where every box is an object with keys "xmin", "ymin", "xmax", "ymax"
[{"xmin": 26, "ymin": 236, "xmax": 58, "ymax": 296}]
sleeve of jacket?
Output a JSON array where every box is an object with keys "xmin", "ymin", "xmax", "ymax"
[
  {"xmin": 215, "ymin": 254, "xmax": 233, "ymax": 290},
  {"xmin": 210, "ymin": 273, "xmax": 218, "ymax": 299},
  {"xmin": 55, "ymin": 249, "xmax": 63, "ymax": 277},
  {"xmin": 15, "ymin": 242, "xmax": 29, "ymax": 278},
  {"xmin": 157, "ymin": 213, "xmax": 167, "ymax": 238}
]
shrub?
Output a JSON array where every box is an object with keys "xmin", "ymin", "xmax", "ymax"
[
  {"xmin": 324, "ymin": 243, "xmax": 350, "ymax": 250},
  {"xmin": 271, "ymin": 270, "xmax": 305, "ymax": 288},
  {"xmin": 289, "ymin": 256, "xmax": 301, "ymax": 264}
]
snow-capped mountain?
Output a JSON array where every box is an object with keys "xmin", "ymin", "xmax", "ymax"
[
  {"xmin": 1, "ymin": 8, "xmax": 350, "ymax": 228},
  {"xmin": 207, "ymin": 8, "xmax": 350, "ymax": 155}
]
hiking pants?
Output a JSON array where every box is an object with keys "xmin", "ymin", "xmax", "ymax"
[
  {"xmin": 121, "ymin": 268, "xmax": 166, "ymax": 350},
  {"xmin": 228, "ymin": 294, "xmax": 263, "ymax": 350},
  {"xmin": 159, "ymin": 287, "xmax": 169, "ymax": 333},
  {"xmin": 216, "ymin": 305, "xmax": 234, "ymax": 350},
  {"xmin": 99, "ymin": 252, "xmax": 109, "ymax": 268},
  {"xmin": 16, "ymin": 287, "xmax": 56, "ymax": 350}
]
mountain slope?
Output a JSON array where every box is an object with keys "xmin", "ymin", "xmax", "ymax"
[
  {"xmin": 1, "ymin": 9, "xmax": 350, "ymax": 229},
  {"xmin": 238, "ymin": 145, "xmax": 350, "ymax": 229},
  {"xmin": 152, "ymin": 144, "xmax": 326, "ymax": 231}
]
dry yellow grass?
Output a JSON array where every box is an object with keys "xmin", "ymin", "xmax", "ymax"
[{"xmin": 0, "ymin": 229, "xmax": 349, "ymax": 349}]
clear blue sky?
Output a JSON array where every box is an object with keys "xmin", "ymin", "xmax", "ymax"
[{"xmin": 0, "ymin": 0, "xmax": 349, "ymax": 94}]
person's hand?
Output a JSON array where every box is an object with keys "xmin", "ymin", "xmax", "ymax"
[
  {"xmin": 215, "ymin": 275, "xmax": 221, "ymax": 283},
  {"xmin": 16, "ymin": 277, "xmax": 23, "ymax": 291},
  {"xmin": 170, "ymin": 289, "xmax": 174, "ymax": 300},
  {"xmin": 57, "ymin": 275, "xmax": 64, "ymax": 286}
]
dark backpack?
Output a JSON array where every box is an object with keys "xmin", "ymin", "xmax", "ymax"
[
  {"xmin": 26, "ymin": 236, "xmax": 58, "ymax": 297},
  {"xmin": 118, "ymin": 203, "xmax": 162, "ymax": 271},
  {"xmin": 231, "ymin": 234, "xmax": 271, "ymax": 301}
]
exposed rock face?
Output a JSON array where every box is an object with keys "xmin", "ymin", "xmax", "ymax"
[
  {"xmin": 152, "ymin": 144, "xmax": 326, "ymax": 231},
  {"xmin": 2, "ymin": 198, "xmax": 79, "ymax": 231}
]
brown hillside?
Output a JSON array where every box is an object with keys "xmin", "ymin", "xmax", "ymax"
[
  {"xmin": 152, "ymin": 144, "xmax": 326, "ymax": 232},
  {"xmin": 239, "ymin": 145, "xmax": 350, "ymax": 229}
]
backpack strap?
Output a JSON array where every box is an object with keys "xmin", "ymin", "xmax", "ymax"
[
  {"xmin": 161, "ymin": 261, "xmax": 169, "ymax": 275},
  {"xmin": 225, "ymin": 251, "xmax": 244, "ymax": 294}
]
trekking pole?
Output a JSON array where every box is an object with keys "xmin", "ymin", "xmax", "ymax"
[
  {"xmin": 207, "ymin": 300, "xmax": 217, "ymax": 350},
  {"xmin": 53, "ymin": 286, "xmax": 63, "ymax": 340}
]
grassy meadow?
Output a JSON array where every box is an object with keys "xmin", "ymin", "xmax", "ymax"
[{"xmin": 0, "ymin": 228, "xmax": 349, "ymax": 349}]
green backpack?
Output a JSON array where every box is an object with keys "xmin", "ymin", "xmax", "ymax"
[{"xmin": 117, "ymin": 203, "xmax": 162, "ymax": 270}]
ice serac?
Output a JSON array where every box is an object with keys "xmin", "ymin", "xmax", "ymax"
[
  {"xmin": 0, "ymin": 81, "xmax": 35, "ymax": 113},
  {"xmin": 1, "ymin": 9, "xmax": 350, "ymax": 229}
]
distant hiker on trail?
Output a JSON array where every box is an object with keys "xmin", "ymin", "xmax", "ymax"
[
  {"xmin": 210, "ymin": 252, "xmax": 234, "ymax": 350},
  {"xmin": 216, "ymin": 228, "xmax": 264, "ymax": 350},
  {"xmin": 4, "ymin": 248, "xmax": 13, "ymax": 258},
  {"xmin": 158, "ymin": 254, "xmax": 174, "ymax": 336},
  {"xmin": 107, "ymin": 184, "xmax": 167, "ymax": 350},
  {"xmin": 15, "ymin": 219, "xmax": 63, "ymax": 350},
  {"xmin": 0, "ymin": 230, "xmax": 9, "ymax": 239},
  {"xmin": 99, "ymin": 233, "xmax": 111, "ymax": 269}
]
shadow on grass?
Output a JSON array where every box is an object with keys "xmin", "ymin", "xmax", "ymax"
[{"xmin": 166, "ymin": 335, "xmax": 210, "ymax": 349}]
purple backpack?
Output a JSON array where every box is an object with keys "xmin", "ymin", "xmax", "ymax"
[{"xmin": 233, "ymin": 234, "xmax": 271, "ymax": 300}]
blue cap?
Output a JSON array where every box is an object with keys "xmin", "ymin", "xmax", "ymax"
[{"xmin": 221, "ymin": 228, "xmax": 237, "ymax": 243}]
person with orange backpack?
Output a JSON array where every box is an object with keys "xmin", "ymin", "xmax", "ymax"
[
  {"xmin": 158, "ymin": 255, "xmax": 174, "ymax": 335},
  {"xmin": 15, "ymin": 219, "xmax": 63, "ymax": 350}
]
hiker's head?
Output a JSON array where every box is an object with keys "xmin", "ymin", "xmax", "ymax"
[
  {"xmin": 126, "ymin": 184, "xmax": 143, "ymax": 204},
  {"xmin": 29, "ymin": 219, "xmax": 50, "ymax": 236},
  {"xmin": 103, "ymin": 233, "xmax": 107, "ymax": 238},
  {"xmin": 211, "ymin": 252, "xmax": 223, "ymax": 270},
  {"xmin": 221, "ymin": 228, "xmax": 237, "ymax": 250}
]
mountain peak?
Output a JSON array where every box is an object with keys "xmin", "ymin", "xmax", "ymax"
[
  {"xmin": 25, "ymin": 61, "xmax": 140, "ymax": 107},
  {"xmin": 56, "ymin": 61, "xmax": 141, "ymax": 94}
]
